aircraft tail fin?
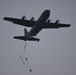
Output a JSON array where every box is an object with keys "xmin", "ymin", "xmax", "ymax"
[{"xmin": 24, "ymin": 28, "xmax": 28, "ymax": 36}]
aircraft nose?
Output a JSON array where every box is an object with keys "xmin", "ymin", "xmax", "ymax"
[
  {"xmin": 46, "ymin": 10, "xmax": 50, "ymax": 16},
  {"xmin": 48, "ymin": 10, "xmax": 50, "ymax": 14},
  {"xmin": 46, "ymin": 9, "xmax": 50, "ymax": 13}
]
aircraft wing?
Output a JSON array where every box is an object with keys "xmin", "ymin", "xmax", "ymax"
[
  {"xmin": 4, "ymin": 17, "xmax": 36, "ymax": 27},
  {"xmin": 4, "ymin": 17, "xmax": 71, "ymax": 28},
  {"xmin": 43, "ymin": 22, "xmax": 71, "ymax": 28}
]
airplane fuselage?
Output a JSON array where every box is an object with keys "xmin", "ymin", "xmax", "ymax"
[
  {"xmin": 28, "ymin": 10, "xmax": 50, "ymax": 36},
  {"xmin": 4, "ymin": 9, "xmax": 70, "ymax": 42}
]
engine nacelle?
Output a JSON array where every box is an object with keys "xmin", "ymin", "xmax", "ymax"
[
  {"xmin": 30, "ymin": 17, "xmax": 34, "ymax": 22},
  {"xmin": 47, "ymin": 19, "xmax": 50, "ymax": 23},
  {"xmin": 21, "ymin": 16, "xmax": 25, "ymax": 20},
  {"xmin": 55, "ymin": 20, "xmax": 59, "ymax": 24}
]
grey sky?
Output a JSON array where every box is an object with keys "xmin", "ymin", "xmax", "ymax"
[{"xmin": 0, "ymin": 0, "xmax": 76, "ymax": 75}]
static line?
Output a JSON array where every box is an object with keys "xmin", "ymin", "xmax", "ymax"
[
  {"xmin": 23, "ymin": 41, "xmax": 27, "ymax": 51},
  {"xmin": 20, "ymin": 56, "xmax": 25, "ymax": 65},
  {"xmin": 20, "ymin": 55, "xmax": 32, "ymax": 72},
  {"xmin": 23, "ymin": 41, "xmax": 28, "ymax": 60}
]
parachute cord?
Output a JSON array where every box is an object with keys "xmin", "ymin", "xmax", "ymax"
[
  {"xmin": 23, "ymin": 41, "xmax": 28, "ymax": 60},
  {"xmin": 20, "ymin": 55, "xmax": 32, "ymax": 72},
  {"xmin": 19, "ymin": 41, "xmax": 32, "ymax": 72},
  {"xmin": 23, "ymin": 41, "xmax": 27, "ymax": 51},
  {"xmin": 20, "ymin": 56, "xmax": 25, "ymax": 65}
]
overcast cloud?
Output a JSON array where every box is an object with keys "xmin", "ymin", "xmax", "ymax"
[{"xmin": 0, "ymin": 0, "xmax": 76, "ymax": 75}]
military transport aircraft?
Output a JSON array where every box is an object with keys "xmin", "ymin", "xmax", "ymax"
[{"xmin": 4, "ymin": 10, "xmax": 71, "ymax": 42}]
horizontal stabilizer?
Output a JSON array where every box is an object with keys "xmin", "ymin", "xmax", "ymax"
[
  {"xmin": 14, "ymin": 36, "xmax": 40, "ymax": 42},
  {"xmin": 14, "ymin": 36, "xmax": 26, "ymax": 41}
]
